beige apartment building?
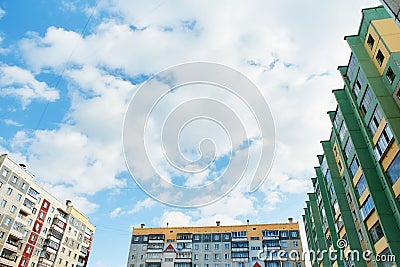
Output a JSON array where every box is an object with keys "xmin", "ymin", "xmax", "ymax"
[
  {"xmin": 127, "ymin": 220, "xmax": 304, "ymax": 267},
  {"xmin": 0, "ymin": 154, "xmax": 96, "ymax": 267}
]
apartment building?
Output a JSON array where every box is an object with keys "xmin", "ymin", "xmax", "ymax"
[
  {"xmin": 303, "ymin": 5, "xmax": 400, "ymax": 267},
  {"xmin": 0, "ymin": 154, "xmax": 96, "ymax": 267},
  {"xmin": 126, "ymin": 220, "xmax": 304, "ymax": 267},
  {"xmin": 380, "ymin": 0, "xmax": 400, "ymax": 26}
]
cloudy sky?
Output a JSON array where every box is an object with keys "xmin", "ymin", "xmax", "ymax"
[{"xmin": 0, "ymin": 0, "xmax": 380, "ymax": 266}]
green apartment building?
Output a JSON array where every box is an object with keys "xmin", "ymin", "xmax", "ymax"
[{"xmin": 303, "ymin": 6, "xmax": 400, "ymax": 267}]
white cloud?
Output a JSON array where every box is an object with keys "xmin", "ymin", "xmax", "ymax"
[
  {"xmin": 3, "ymin": 119, "xmax": 22, "ymax": 127},
  {"xmin": 4, "ymin": 0, "xmax": 382, "ymax": 230},
  {"xmin": 110, "ymin": 207, "xmax": 123, "ymax": 218},
  {"xmin": 0, "ymin": 8, "xmax": 5, "ymax": 19},
  {"xmin": 0, "ymin": 64, "xmax": 59, "ymax": 107}
]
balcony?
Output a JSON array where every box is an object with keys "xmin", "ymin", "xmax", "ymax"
[
  {"xmin": 20, "ymin": 205, "xmax": 32, "ymax": 215},
  {"xmin": 51, "ymin": 223, "xmax": 64, "ymax": 233},
  {"xmin": 25, "ymin": 193, "xmax": 37, "ymax": 203},
  {"xmin": 9, "ymin": 229, "xmax": 23, "ymax": 240},
  {"xmin": 48, "ymin": 229, "xmax": 63, "ymax": 240},
  {"xmin": 0, "ymin": 257, "xmax": 15, "ymax": 267},
  {"xmin": 262, "ymin": 236, "xmax": 279, "ymax": 240},
  {"xmin": 54, "ymin": 214, "xmax": 67, "ymax": 224},
  {"xmin": 148, "ymin": 239, "xmax": 164, "ymax": 243},
  {"xmin": 174, "ymin": 258, "xmax": 192, "ymax": 263},
  {"xmin": 4, "ymin": 242, "xmax": 19, "ymax": 253},
  {"xmin": 231, "ymin": 237, "xmax": 247, "ymax": 242},
  {"xmin": 231, "ymin": 247, "xmax": 249, "ymax": 252},
  {"xmin": 38, "ymin": 257, "xmax": 54, "ymax": 266}
]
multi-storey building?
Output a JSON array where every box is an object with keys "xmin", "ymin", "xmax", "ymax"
[
  {"xmin": 127, "ymin": 220, "xmax": 304, "ymax": 267},
  {"xmin": 303, "ymin": 5, "xmax": 400, "ymax": 267},
  {"xmin": 380, "ymin": 0, "xmax": 400, "ymax": 26},
  {"xmin": 0, "ymin": 154, "xmax": 96, "ymax": 267}
]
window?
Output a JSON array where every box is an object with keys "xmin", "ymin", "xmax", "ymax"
[
  {"xmin": 10, "ymin": 205, "xmax": 17, "ymax": 213},
  {"xmin": 339, "ymin": 122, "xmax": 348, "ymax": 143},
  {"xmin": 344, "ymin": 140, "xmax": 354, "ymax": 159},
  {"xmin": 0, "ymin": 181, "xmax": 2, "ymax": 188},
  {"xmin": 224, "ymin": 254, "xmax": 230, "ymax": 259},
  {"xmin": 374, "ymin": 125, "xmax": 394, "ymax": 160},
  {"xmin": 0, "ymin": 232, "xmax": 4, "ymax": 239},
  {"xmin": 346, "ymin": 53, "xmax": 358, "ymax": 81},
  {"xmin": 6, "ymin": 187, "xmax": 12, "ymax": 195},
  {"xmin": 290, "ymin": 231, "xmax": 298, "ymax": 238},
  {"xmin": 353, "ymin": 70, "xmax": 365, "ymax": 98},
  {"xmin": 350, "ymin": 157, "xmax": 359, "ymax": 177},
  {"xmin": 368, "ymin": 106, "xmax": 383, "ymax": 136},
  {"xmin": 194, "ymin": 244, "xmax": 199, "ymax": 250},
  {"xmin": 11, "ymin": 176, "xmax": 18, "ymax": 183},
  {"xmin": 26, "ymin": 246, "xmax": 32, "ymax": 254},
  {"xmin": 325, "ymin": 171, "xmax": 331, "ymax": 184},
  {"xmin": 232, "ymin": 231, "xmax": 247, "ymax": 238},
  {"xmin": 356, "ymin": 175, "xmax": 367, "ymax": 197},
  {"xmin": 0, "ymin": 199, "xmax": 6, "ymax": 207},
  {"xmin": 329, "ymin": 184, "xmax": 335, "ymax": 198},
  {"xmin": 215, "ymin": 254, "xmax": 220, "ymax": 260},
  {"xmin": 360, "ymin": 86, "xmax": 373, "ymax": 116},
  {"xmin": 369, "ymin": 222, "xmax": 384, "ymax": 243},
  {"xmin": 28, "ymin": 219, "xmax": 33, "ymax": 225},
  {"xmin": 360, "ymin": 196, "xmax": 375, "ymax": 220},
  {"xmin": 4, "ymin": 217, "xmax": 11, "ymax": 226},
  {"xmin": 352, "ymin": 210, "xmax": 358, "ymax": 222},
  {"xmin": 320, "ymin": 156, "xmax": 328, "ymax": 175},
  {"xmin": 347, "ymin": 192, "xmax": 352, "ymax": 204},
  {"xmin": 293, "ymin": 241, "xmax": 299, "ymax": 247},
  {"xmin": 281, "ymin": 241, "xmax": 287, "ymax": 248},
  {"xmin": 376, "ymin": 50, "xmax": 385, "ymax": 66},
  {"xmin": 204, "ymin": 244, "xmax": 209, "ymax": 250},
  {"xmin": 21, "ymin": 183, "xmax": 27, "ymax": 190},
  {"xmin": 43, "ymin": 202, "xmax": 48, "ymax": 208},
  {"xmin": 367, "ymin": 34, "xmax": 375, "ymax": 49},
  {"xmin": 214, "ymin": 244, "xmax": 219, "ymax": 250},
  {"xmin": 387, "ymin": 152, "xmax": 400, "ymax": 185},
  {"xmin": 333, "ymin": 108, "xmax": 342, "ymax": 130},
  {"xmin": 358, "ymin": 230, "xmax": 363, "ymax": 241},
  {"xmin": 386, "ymin": 66, "xmax": 396, "ymax": 84},
  {"xmin": 333, "ymin": 200, "xmax": 339, "ymax": 214},
  {"xmin": 1, "ymin": 168, "xmax": 9, "ymax": 177},
  {"xmin": 16, "ymin": 194, "xmax": 22, "ymax": 201},
  {"xmin": 204, "ymin": 254, "xmax": 209, "ymax": 260},
  {"xmin": 224, "ymin": 243, "xmax": 229, "ymax": 249}
]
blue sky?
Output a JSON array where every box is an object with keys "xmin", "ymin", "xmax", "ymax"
[{"xmin": 0, "ymin": 0, "xmax": 380, "ymax": 266}]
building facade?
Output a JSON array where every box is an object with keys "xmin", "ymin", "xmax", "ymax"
[
  {"xmin": 303, "ymin": 5, "xmax": 400, "ymax": 267},
  {"xmin": 127, "ymin": 221, "xmax": 304, "ymax": 267},
  {"xmin": 0, "ymin": 154, "xmax": 96, "ymax": 267},
  {"xmin": 380, "ymin": 0, "xmax": 400, "ymax": 26}
]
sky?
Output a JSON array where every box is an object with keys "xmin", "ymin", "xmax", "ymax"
[{"xmin": 0, "ymin": 0, "xmax": 381, "ymax": 266}]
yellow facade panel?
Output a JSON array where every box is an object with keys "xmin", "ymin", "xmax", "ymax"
[
  {"xmin": 392, "ymin": 176, "xmax": 400, "ymax": 197},
  {"xmin": 381, "ymin": 144, "xmax": 399, "ymax": 171},
  {"xmin": 365, "ymin": 211, "xmax": 379, "ymax": 230},
  {"xmin": 133, "ymin": 223, "xmax": 299, "ymax": 235},
  {"xmin": 373, "ymin": 40, "xmax": 390, "ymax": 75},
  {"xmin": 365, "ymin": 26, "xmax": 379, "ymax": 58},
  {"xmin": 372, "ymin": 19, "xmax": 400, "ymax": 37},
  {"xmin": 373, "ymin": 118, "xmax": 387, "ymax": 145},
  {"xmin": 374, "ymin": 237, "xmax": 389, "ymax": 255},
  {"xmin": 339, "ymin": 227, "xmax": 346, "ymax": 239},
  {"xmin": 359, "ymin": 189, "xmax": 370, "ymax": 206},
  {"xmin": 383, "ymin": 35, "xmax": 400, "ymax": 52},
  {"xmin": 352, "ymin": 168, "xmax": 363, "ymax": 185}
]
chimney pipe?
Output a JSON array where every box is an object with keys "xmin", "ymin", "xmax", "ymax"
[
  {"xmin": 216, "ymin": 221, "xmax": 220, "ymax": 226},
  {"xmin": 288, "ymin": 217, "xmax": 293, "ymax": 223},
  {"xmin": 166, "ymin": 222, "xmax": 169, "ymax": 227},
  {"xmin": 141, "ymin": 223, "xmax": 145, "ymax": 228},
  {"xmin": 66, "ymin": 200, "xmax": 72, "ymax": 206}
]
